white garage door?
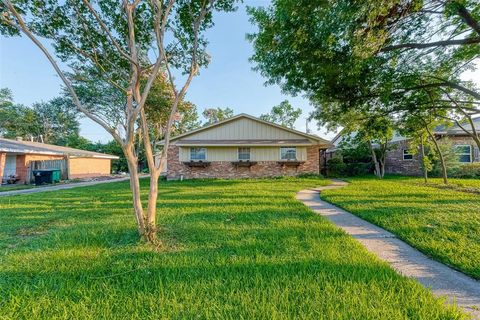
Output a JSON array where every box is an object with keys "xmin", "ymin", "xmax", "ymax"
[{"xmin": 3, "ymin": 155, "xmax": 16, "ymax": 178}]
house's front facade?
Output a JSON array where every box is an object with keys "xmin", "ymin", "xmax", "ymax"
[
  {"xmin": 327, "ymin": 118, "xmax": 480, "ymax": 176},
  {"xmin": 385, "ymin": 121, "xmax": 480, "ymax": 175},
  {"xmin": 165, "ymin": 114, "xmax": 331, "ymax": 180},
  {"xmin": 0, "ymin": 138, "xmax": 119, "ymax": 184}
]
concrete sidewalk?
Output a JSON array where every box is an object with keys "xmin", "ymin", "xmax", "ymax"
[
  {"xmin": 0, "ymin": 176, "xmax": 133, "ymax": 197},
  {"xmin": 296, "ymin": 180, "xmax": 480, "ymax": 319}
]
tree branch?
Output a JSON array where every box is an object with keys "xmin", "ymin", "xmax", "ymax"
[
  {"xmin": 81, "ymin": 0, "xmax": 137, "ymax": 65},
  {"xmin": 2, "ymin": 0, "xmax": 122, "ymax": 143},
  {"xmin": 380, "ymin": 36, "xmax": 480, "ymax": 52}
]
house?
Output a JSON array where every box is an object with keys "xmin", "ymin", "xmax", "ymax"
[
  {"xmin": 385, "ymin": 119, "xmax": 480, "ymax": 175},
  {"xmin": 164, "ymin": 114, "xmax": 331, "ymax": 180},
  {"xmin": 0, "ymin": 138, "xmax": 119, "ymax": 184},
  {"xmin": 327, "ymin": 118, "xmax": 480, "ymax": 176}
]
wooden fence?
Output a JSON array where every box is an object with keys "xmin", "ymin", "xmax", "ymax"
[{"xmin": 28, "ymin": 159, "xmax": 68, "ymax": 183}]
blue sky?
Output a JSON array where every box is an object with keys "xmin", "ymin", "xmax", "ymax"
[
  {"xmin": 0, "ymin": 1, "xmax": 327, "ymax": 143},
  {"xmin": 1, "ymin": 1, "xmax": 478, "ymax": 143}
]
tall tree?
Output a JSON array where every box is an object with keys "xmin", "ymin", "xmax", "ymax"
[
  {"xmin": 202, "ymin": 107, "xmax": 234, "ymax": 124},
  {"xmin": 259, "ymin": 100, "xmax": 301, "ymax": 128},
  {"xmin": 0, "ymin": 89, "xmax": 79, "ymax": 143},
  {"xmin": 32, "ymin": 97, "xmax": 80, "ymax": 144},
  {"xmin": 248, "ymin": 0, "xmax": 479, "ymax": 175},
  {"xmin": 144, "ymin": 73, "xmax": 201, "ymax": 142},
  {"xmin": 1, "ymin": 0, "xmax": 237, "ymax": 243}
]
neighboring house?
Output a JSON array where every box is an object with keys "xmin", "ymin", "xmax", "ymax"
[
  {"xmin": 163, "ymin": 113, "xmax": 331, "ymax": 180},
  {"xmin": 386, "ymin": 119, "xmax": 480, "ymax": 175},
  {"xmin": 0, "ymin": 138, "xmax": 119, "ymax": 184},
  {"xmin": 328, "ymin": 118, "xmax": 480, "ymax": 176}
]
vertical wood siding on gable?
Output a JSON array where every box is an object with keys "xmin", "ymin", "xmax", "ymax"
[
  {"xmin": 183, "ymin": 118, "xmax": 308, "ymax": 140},
  {"xmin": 179, "ymin": 146, "xmax": 307, "ymax": 162}
]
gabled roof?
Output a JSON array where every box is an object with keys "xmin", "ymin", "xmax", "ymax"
[
  {"xmin": 435, "ymin": 117, "xmax": 480, "ymax": 135},
  {"xmin": 165, "ymin": 113, "xmax": 331, "ymax": 145},
  {"xmin": 0, "ymin": 138, "xmax": 119, "ymax": 159}
]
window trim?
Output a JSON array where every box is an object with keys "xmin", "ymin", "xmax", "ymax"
[
  {"xmin": 190, "ymin": 147, "xmax": 207, "ymax": 161},
  {"xmin": 402, "ymin": 149, "xmax": 413, "ymax": 161},
  {"xmin": 280, "ymin": 146, "xmax": 297, "ymax": 160},
  {"xmin": 237, "ymin": 147, "xmax": 251, "ymax": 161},
  {"xmin": 455, "ymin": 144, "xmax": 472, "ymax": 163}
]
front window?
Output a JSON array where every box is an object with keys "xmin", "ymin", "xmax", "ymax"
[
  {"xmin": 455, "ymin": 145, "xmax": 472, "ymax": 163},
  {"xmin": 403, "ymin": 149, "xmax": 413, "ymax": 160},
  {"xmin": 238, "ymin": 147, "xmax": 250, "ymax": 161},
  {"xmin": 280, "ymin": 147, "xmax": 296, "ymax": 160},
  {"xmin": 190, "ymin": 147, "xmax": 206, "ymax": 161}
]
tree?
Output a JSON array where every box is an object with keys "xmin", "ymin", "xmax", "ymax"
[
  {"xmin": 248, "ymin": 0, "xmax": 479, "ymax": 178},
  {"xmin": 1, "ymin": 0, "xmax": 237, "ymax": 243},
  {"xmin": 32, "ymin": 97, "xmax": 80, "ymax": 144},
  {"xmin": 0, "ymin": 89, "xmax": 79, "ymax": 143},
  {"xmin": 202, "ymin": 107, "xmax": 234, "ymax": 124},
  {"xmin": 259, "ymin": 100, "xmax": 301, "ymax": 128},
  {"xmin": 144, "ymin": 73, "xmax": 201, "ymax": 142}
]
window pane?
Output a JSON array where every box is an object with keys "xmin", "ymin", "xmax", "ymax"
[
  {"xmin": 281, "ymin": 147, "xmax": 296, "ymax": 160},
  {"xmin": 238, "ymin": 147, "xmax": 250, "ymax": 160},
  {"xmin": 458, "ymin": 154, "xmax": 471, "ymax": 163},
  {"xmin": 455, "ymin": 145, "xmax": 471, "ymax": 154},
  {"xmin": 403, "ymin": 150, "xmax": 413, "ymax": 160},
  {"xmin": 190, "ymin": 147, "xmax": 206, "ymax": 160}
]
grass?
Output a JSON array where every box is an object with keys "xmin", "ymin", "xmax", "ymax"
[
  {"xmin": 321, "ymin": 175, "xmax": 480, "ymax": 279},
  {"xmin": 0, "ymin": 184, "xmax": 36, "ymax": 192},
  {"xmin": 0, "ymin": 177, "xmax": 465, "ymax": 319}
]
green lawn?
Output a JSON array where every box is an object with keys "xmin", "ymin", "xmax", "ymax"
[
  {"xmin": 0, "ymin": 184, "xmax": 36, "ymax": 192},
  {"xmin": 321, "ymin": 175, "xmax": 480, "ymax": 279},
  {"xmin": 0, "ymin": 178, "xmax": 464, "ymax": 319}
]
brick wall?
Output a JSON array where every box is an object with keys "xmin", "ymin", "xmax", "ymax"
[
  {"xmin": 385, "ymin": 136, "xmax": 479, "ymax": 176},
  {"xmin": 167, "ymin": 145, "xmax": 320, "ymax": 180},
  {"xmin": 0, "ymin": 152, "xmax": 6, "ymax": 181},
  {"xmin": 385, "ymin": 140, "xmax": 423, "ymax": 176},
  {"xmin": 68, "ymin": 157, "xmax": 112, "ymax": 179},
  {"xmin": 16, "ymin": 154, "xmax": 65, "ymax": 183}
]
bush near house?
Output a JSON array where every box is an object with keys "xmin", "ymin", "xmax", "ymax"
[
  {"xmin": 0, "ymin": 178, "xmax": 461, "ymax": 319},
  {"xmin": 448, "ymin": 163, "xmax": 480, "ymax": 178}
]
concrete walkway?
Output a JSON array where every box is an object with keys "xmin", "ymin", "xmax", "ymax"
[
  {"xmin": 0, "ymin": 176, "xmax": 133, "ymax": 197},
  {"xmin": 296, "ymin": 180, "xmax": 480, "ymax": 319}
]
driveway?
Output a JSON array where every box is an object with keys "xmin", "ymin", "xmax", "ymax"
[{"xmin": 0, "ymin": 176, "xmax": 134, "ymax": 197}]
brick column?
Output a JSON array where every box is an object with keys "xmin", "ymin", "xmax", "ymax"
[{"xmin": 0, "ymin": 152, "xmax": 6, "ymax": 182}]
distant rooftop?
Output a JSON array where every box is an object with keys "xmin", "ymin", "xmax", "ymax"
[
  {"xmin": 434, "ymin": 117, "xmax": 480, "ymax": 135},
  {"xmin": 0, "ymin": 138, "xmax": 119, "ymax": 159}
]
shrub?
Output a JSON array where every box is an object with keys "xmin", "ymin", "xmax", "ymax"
[
  {"xmin": 327, "ymin": 157, "xmax": 347, "ymax": 177},
  {"xmin": 345, "ymin": 162, "xmax": 372, "ymax": 176},
  {"xmin": 448, "ymin": 163, "xmax": 480, "ymax": 178}
]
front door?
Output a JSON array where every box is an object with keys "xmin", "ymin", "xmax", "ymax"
[{"xmin": 3, "ymin": 155, "xmax": 17, "ymax": 178}]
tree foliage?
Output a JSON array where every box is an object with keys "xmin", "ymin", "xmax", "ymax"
[
  {"xmin": 259, "ymin": 100, "xmax": 301, "ymax": 128},
  {"xmin": 0, "ymin": 88, "xmax": 80, "ymax": 144},
  {"xmin": 248, "ymin": 0, "xmax": 480, "ymax": 181},
  {"xmin": 1, "ymin": 0, "xmax": 238, "ymax": 243},
  {"xmin": 202, "ymin": 107, "xmax": 234, "ymax": 124}
]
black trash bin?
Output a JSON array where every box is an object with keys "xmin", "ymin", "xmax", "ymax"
[{"xmin": 33, "ymin": 169, "xmax": 61, "ymax": 185}]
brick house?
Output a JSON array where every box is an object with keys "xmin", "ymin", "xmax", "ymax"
[
  {"xmin": 0, "ymin": 138, "xmax": 119, "ymax": 184},
  {"xmin": 385, "ymin": 120, "xmax": 480, "ymax": 175},
  {"xmin": 163, "ymin": 114, "xmax": 331, "ymax": 180},
  {"xmin": 327, "ymin": 118, "xmax": 480, "ymax": 176}
]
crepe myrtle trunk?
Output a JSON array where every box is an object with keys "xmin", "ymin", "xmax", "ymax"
[
  {"xmin": 368, "ymin": 140, "xmax": 383, "ymax": 179},
  {"xmin": 420, "ymin": 140, "xmax": 428, "ymax": 184},
  {"xmin": 124, "ymin": 145, "xmax": 146, "ymax": 236},
  {"xmin": 426, "ymin": 127, "xmax": 448, "ymax": 185}
]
